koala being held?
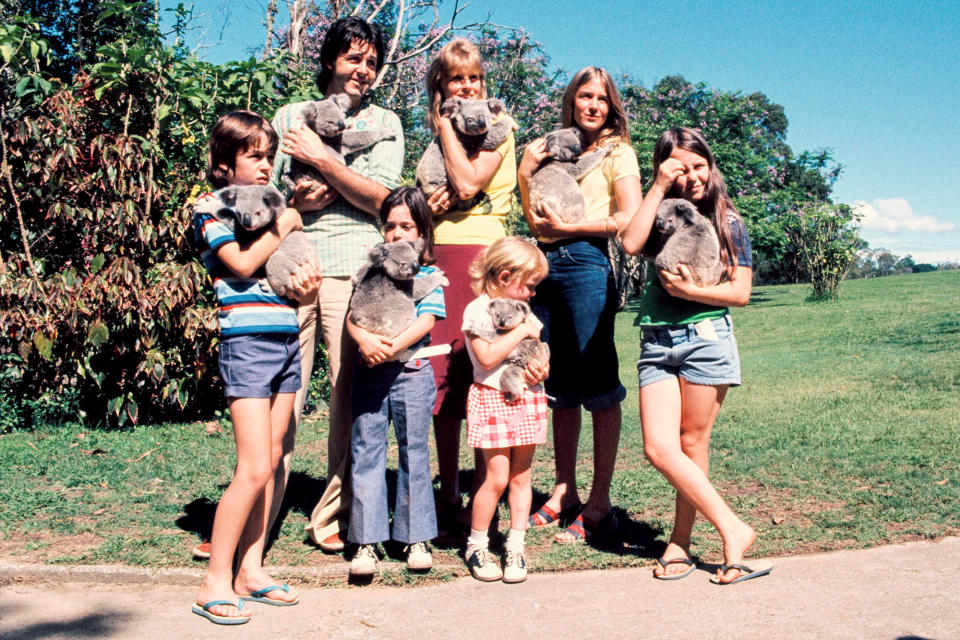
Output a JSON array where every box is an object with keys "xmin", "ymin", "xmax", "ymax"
[
  {"xmin": 200, "ymin": 184, "xmax": 315, "ymax": 299},
  {"xmin": 349, "ymin": 240, "xmax": 448, "ymax": 338},
  {"xmin": 473, "ymin": 298, "xmax": 550, "ymax": 403},
  {"xmin": 281, "ymin": 93, "xmax": 396, "ymax": 196},
  {"xmin": 415, "ymin": 98, "xmax": 518, "ymax": 204},
  {"xmin": 643, "ymin": 198, "xmax": 725, "ymax": 287},
  {"xmin": 527, "ymin": 127, "xmax": 615, "ymax": 224}
]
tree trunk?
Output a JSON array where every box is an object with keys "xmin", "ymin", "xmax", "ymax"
[
  {"xmin": 263, "ymin": 0, "xmax": 278, "ymax": 59},
  {"xmin": 287, "ymin": 0, "xmax": 309, "ymax": 63}
]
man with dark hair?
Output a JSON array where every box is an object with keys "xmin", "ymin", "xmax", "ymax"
[{"xmin": 269, "ymin": 15, "xmax": 404, "ymax": 554}]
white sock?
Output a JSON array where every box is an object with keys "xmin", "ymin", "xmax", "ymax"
[
  {"xmin": 505, "ymin": 528, "xmax": 526, "ymax": 552},
  {"xmin": 466, "ymin": 528, "xmax": 488, "ymax": 553}
]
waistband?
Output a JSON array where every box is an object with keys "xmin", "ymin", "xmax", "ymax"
[
  {"xmin": 640, "ymin": 314, "xmax": 733, "ymax": 338},
  {"xmin": 537, "ymin": 237, "xmax": 609, "ymax": 254}
]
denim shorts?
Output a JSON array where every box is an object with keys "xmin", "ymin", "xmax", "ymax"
[
  {"xmin": 636, "ymin": 315, "xmax": 741, "ymax": 388},
  {"xmin": 219, "ymin": 333, "xmax": 302, "ymax": 399},
  {"xmin": 532, "ymin": 239, "xmax": 626, "ymax": 411}
]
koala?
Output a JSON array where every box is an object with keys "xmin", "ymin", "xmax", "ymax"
[
  {"xmin": 415, "ymin": 97, "xmax": 518, "ymax": 206},
  {"xmin": 473, "ymin": 298, "xmax": 550, "ymax": 403},
  {"xmin": 282, "ymin": 93, "xmax": 396, "ymax": 196},
  {"xmin": 209, "ymin": 184, "xmax": 315, "ymax": 299},
  {"xmin": 527, "ymin": 127, "xmax": 616, "ymax": 224},
  {"xmin": 642, "ymin": 198, "xmax": 725, "ymax": 287},
  {"xmin": 349, "ymin": 239, "xmax": 449, "ymax": 338}
]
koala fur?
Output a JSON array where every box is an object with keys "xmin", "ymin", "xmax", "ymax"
[
  {"xmin": 643, "ymin": 198, "xmax": 725, "ymax": 287},
  {"xmin": 211, "ymin": 184, "xmax": 315, "ymax": 299},
  {"xmin": 349, "ymin": 240, "xmax": 449, "ymax": 338},
  {"xmin": 527, "ymin": 127, "xmax": 616, "ymax": 224},
  {"xmin": 282, "ymin": 93, "xmax": 396, "ymax": 196},
  {"xmin": 415, "ymin": 98, "xmax": 518, "ymax": 205},
  {"xmin": 473, "ymin": 298, "xmax": 550, "ymax": 403}
]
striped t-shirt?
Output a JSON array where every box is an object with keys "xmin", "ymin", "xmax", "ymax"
[
  {"xmin": 192, "ymin": 192, "xmax": 299, "ymax": 336},
  {"xmin": 410, "ymin": 264, "xmax": 446, "ymax": 351}
]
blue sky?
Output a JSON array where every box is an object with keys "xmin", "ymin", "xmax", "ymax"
[{"xmin": 163, "ymin": 0, "xmax": 960, "ymax": 263}]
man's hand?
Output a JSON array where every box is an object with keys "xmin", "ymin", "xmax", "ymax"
[
  {"xmin": 282, "ymin": 127, "xmax": 334, "ymax": 173},
  {"xmin": 291, "ymin": 178, "xmax": 338, "ymax": 213}
]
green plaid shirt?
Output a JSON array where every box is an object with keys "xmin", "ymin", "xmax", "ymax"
[{"xmin": 270, "ymin": 98, "xmax": 404, "ymax": 277}]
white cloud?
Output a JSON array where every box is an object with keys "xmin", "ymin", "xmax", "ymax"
[{"xmin": 852, "ymin": 198, "xmax": 956, "ymax": 233}]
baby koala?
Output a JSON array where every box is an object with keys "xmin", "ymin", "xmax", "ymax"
[
  {"xmin": 207, "ymin": 184, "xmax": 315, "ymax": 299},
  {"xmin": 415, "ymin": 97, "xmax": 518, "ymax": 204},
  {"xmin": 349, "ymin": 240, "xmax": 448, "ymax": 338},
  {"xmin": 282, "ymin": 93, "xmax": 396, "ymax": 196},
  {"xmin": 481, "ymin": 298, "xmax": 550, "ymax": 403},
  {"xmin": 643, "ymin": 198, "xmax": 725, "ymax": 286},
  {"xmin": 527, "ymin": 127, "xmax": 616, "ymax": 223}
]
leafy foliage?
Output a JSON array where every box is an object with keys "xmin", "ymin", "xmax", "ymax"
[{"xmin": 782, "ymin": 202, "xmax": 861, "ymax": 300}]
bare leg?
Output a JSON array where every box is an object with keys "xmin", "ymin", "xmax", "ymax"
[
  {"xmin": 194, "ymin": 397, "xmax": 274, "ymax": 621},
  {"xmin": 640, "ymin": 378, "xmax": 755, "ymax": 581},
  {"xmin": 582, "ymin": 403, "xmax": 622, "ymax": 519},
  {"xmin": 234, "ymin": 392, "xmax": 300, "ymax": 603},
  {"xmin": 506, "ymin": 445, "xmax": 536, "ymax": 531},
  {"xmin": 471, "ymin": 449, "xmax": 509, "ymax": 532},
  {"xmin": 542, "ymin": 406, "xmax": 583, "ymax": 513}
]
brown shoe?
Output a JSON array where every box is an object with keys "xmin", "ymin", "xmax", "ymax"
[
  {"xmin": 192, "ymin": 540, "xmax": 211, "ymax": 559},
  {"xmin": 318, "ymin": 532, "xmax": 345, "ymax": 552}
]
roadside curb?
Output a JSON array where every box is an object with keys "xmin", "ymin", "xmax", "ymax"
[{"xmin": 0, "ymin": 561, "xmax": 465, "ymax": 586}]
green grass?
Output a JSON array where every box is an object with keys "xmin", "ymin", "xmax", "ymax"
[{"xmin": 2, "ymin": 271, "xmax": 958, "ymax": 577}]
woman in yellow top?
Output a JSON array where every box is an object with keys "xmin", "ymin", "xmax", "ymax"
[
  {"xmin": 422, "ymin": 39, "xmax": 533, "ymax": 539},
  {"xmin": 518, "ymin": 67, "xmax": 643, "ymax": 543}
]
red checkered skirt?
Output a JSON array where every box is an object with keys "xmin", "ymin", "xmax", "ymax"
[{"xmin": 466, "ymin": 383, "xmax": 548, "ymax": 449}]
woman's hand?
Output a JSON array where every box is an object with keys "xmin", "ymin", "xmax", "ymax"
[
  {"xmin": 286, "ymin": 261, "xmax": 322, "ymax": 304},
  {"xmin": 526, "ymin": 200, "xmax": 570, "ymax": 238},
  {"xmin": 657, "ymin": 264, "xmax": 700, "ymax": 300},
  {"xmin": 291, "ymin": 178, "xmax": 338, "ymax": 213},
  {"xmin": 518, "ymin": 138, "xmax": 549, "ymax": 183},
  {"xmin": 654, "ymin": 157, "xmax": 685, "ymax": 192},
  {"xmin": 427, "ymin": 186, "xmax": 458, "ymax": 217},
  {"xmin": 282, "ymin": 126, "xmax": 332, "ymax": 171},
  {"xmin": 522, "ymin": 358, "xmax": 549, "ymax": 386}
]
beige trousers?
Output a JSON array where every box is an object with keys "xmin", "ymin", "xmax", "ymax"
[{"xmin": 290, "ymin": 276, "xmax": 356, "ymax": 544}]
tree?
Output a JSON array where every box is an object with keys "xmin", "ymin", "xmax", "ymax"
[{"xmin": 782, "ymin": 202, "xmax": 861, "ymax": 301}]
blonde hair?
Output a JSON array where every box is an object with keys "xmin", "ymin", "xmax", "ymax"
[
  {"xmin": 561, "ymin": 66, "xmax": 630, "ymax": 146},
  {"xmin": 469, "ymin": 237, "xmax": 548, "ymax": 296},
  {"xmin": 425, "ymin": 38, "xmax": 486, "ymax": 132}
]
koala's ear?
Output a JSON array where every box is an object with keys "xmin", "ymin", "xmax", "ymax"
[
  {"xmin": 486, "ymin": 98, "xmax": 504, "ymax": 115},
  {"xmin": 263, "ymin": 187, "xmax": 284, "ymax": 210},
  {"xmin": 440, "ymin": 98, "xmax": 459, "ymax": 116},
  {"xmin": 219, "ymin": 187, "xmax": 238, "ymax": 207},
  {"xmin": 369, "ymin": 243, "xmax": 387, "ymax": 265},
  {"xmin": 677, "ymin": 200, "xmax": 698, "ymax": 223},
  {"xmin": 331, "ymin": 93, "xmax": 352, "ymax": 112}
]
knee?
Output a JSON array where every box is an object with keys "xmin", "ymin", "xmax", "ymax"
[
  {"xmin": 235, "ymin": 462, "xmax": 272, "ymax": 489},
  {"xmin": 508, "ymin": 471, "xmax": 531, "ymax": 493},
  {"xmin": 643, "ymin": 442, "xmax": 675, "ymax": 472},
  {"xmin": 679, "ymin": 427, "xmax": 709, "ymax": 455}
]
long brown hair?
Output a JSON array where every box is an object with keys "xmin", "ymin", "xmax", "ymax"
[
  {"xmin": 652, "ymin": 127, "xmax": 739, "ymax": 271},
  {"xmin": 561, "ymin": 66, "xmax": 630, "ymax": 146},
  {"xmin": 425, "ymin": 38, "xmax": 486, "ymax": 133}
]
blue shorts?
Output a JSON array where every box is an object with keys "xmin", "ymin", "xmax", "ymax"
[
  {"xmin": 636, "ymin": 315, "xmax": 741, "ymax": 388},
  {"xmin": 219, "ymin": 333, "xmax": 302, "ymax": 399},
  {"xmin": 532, "ymin": 239, "xmax": 626, "ymax": 412}
]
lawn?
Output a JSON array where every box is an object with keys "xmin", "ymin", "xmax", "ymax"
[{"xmin": 2, "ymin": 271, "xmax": 958, "ymax": 580}]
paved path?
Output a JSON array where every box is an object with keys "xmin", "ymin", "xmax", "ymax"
[{"xmin": 1, "ymin": 537, "xmax": 958, "ymax": 640}]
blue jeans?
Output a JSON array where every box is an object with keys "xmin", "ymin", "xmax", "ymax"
[
  {"xmin": 348, "ymin": 359, "xmax": 438, "ymax": 545},
  {"xmin": 532, "ymin": 240, "xmax": 626, "ymax": 411}
]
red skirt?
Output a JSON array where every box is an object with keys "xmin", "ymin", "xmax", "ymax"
[{"xmin": 466, "ymin": 383, "xmax": 548, "ymax": 449}]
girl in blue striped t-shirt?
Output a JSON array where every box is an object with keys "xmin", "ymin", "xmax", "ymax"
[{"xmin": 345, "ymin": 187, "xmax": 447, "ymax": 577}]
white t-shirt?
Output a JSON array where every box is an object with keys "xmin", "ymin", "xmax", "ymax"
[{"xmin": 461, "ymin": 293, "xmax": 544, "ymax": 391}]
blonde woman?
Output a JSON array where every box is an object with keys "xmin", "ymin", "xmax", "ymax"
[
  {"xmin": 422, "ymin": 39, "xmax": 527, "ymax": 539},
  {"xmin": 518, "ymin": 67, "xmax": 642, "ymax": 544}
]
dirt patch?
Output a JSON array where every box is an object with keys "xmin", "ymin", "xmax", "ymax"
[{"xmin": 0, "ymin": 531, "xmax": 104, "ymax": 564}]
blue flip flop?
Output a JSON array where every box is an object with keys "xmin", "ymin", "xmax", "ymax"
[
  {"xmin": 191, "ymin": 599, "xmax": 250, "ymax": 625},
  {"xmin": 653, "ymin": 555, "xmax": 697, "ymax": 580},
  {"xmin": 709, "ymin": 560, "xmax": 773, "ymax": 585},
  {"xmin": 240, "ymin": 583, "xmax": 300, "ymax": 606}
]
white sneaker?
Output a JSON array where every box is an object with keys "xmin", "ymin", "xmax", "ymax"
[
  {"xmin": 502, "ymin": 548, "xmax": 527, "ymax": 583},
  {"xmin": 465, "ymin": 546, "xmax": 502, "ymax": 582},
  {"xmin": 349, "ymin": 544, "xmax": 378, "ymax": 577},
  {"xmin": 406, "ymin": 541, "xmax": 433, "ymax": 571}
]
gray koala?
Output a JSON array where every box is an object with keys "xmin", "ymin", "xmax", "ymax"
[
  {"xmin": 415, "ymin": 97, "xmax": 518, "ymax": 206},
  {"xmin": 281, "ymin": 93, "xmax": 396, "ymax": 196},
  {"xmin": 643, "ymin": 198, "xmax": 725, "ymax": 287},
  {"xmin": 474, "ymin": 298, "xmax": 550, "ymax": 403},
  {"xmin": 208, "ymin": 185, "xmax": 315, "ymax": 299},
  {"xmin": 349, "ymin": 240, "xmax": 449, "ymax": 338},
  {"xmin": 527, "ymin": 127, "xmax": 616, "ymax": 224}
]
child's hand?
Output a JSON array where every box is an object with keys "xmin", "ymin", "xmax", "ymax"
[
  {"xmin": 275, "ymin": 208, "xmax": 303, "ymax": 239},
  {"xmin": 291, "ymin": 178, "xmax": 338, "ymax": 213},
  {"xmin": 355, "ymin": 329, "xmax": 395, "ymax": 367},
  {"xmin": 522, "ymin": 315, "xmax": 542, "ymax": 339},
  {"xmin": 658, "ymin": 264, "xmax": 699, "ymax": 299},
  {"xmin": 654, "ymin": 157, "xmax": 685, "ymax": 192},
  {"xmin": 523, "ymin": 358, "xmax": 549, "ymax": 385},
  {"xmin": 287, "ymin": 261, "xmax": 322, "ymax": 303}
]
